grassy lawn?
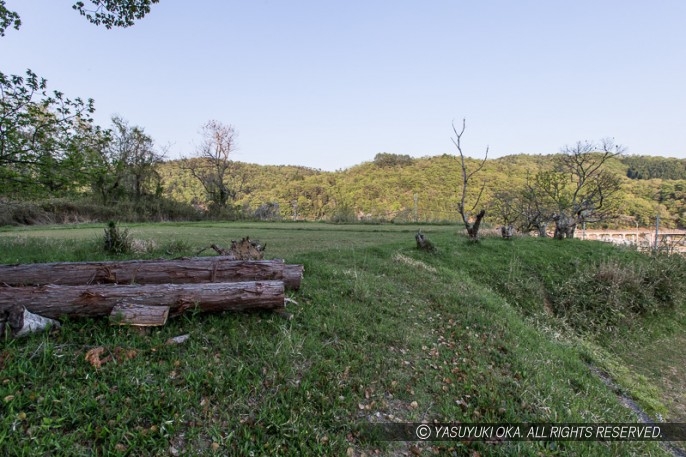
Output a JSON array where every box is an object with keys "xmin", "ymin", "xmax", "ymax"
[{"xmin": 0, "ymin": 222, "xmax": 683, "ymax": 456}]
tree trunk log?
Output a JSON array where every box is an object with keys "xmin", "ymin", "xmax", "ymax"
[
  {"xmin": 0, "ymin": 258, "xmax": 303, "ymax": 290},
  {"xmin": 0, "ymin": 281, "xmax": 285, "ymax": 320},
  {"xmin": 1, "ymin": 305, "xmax": 61, "ymax": 337},
  {"xmin": 110, "ymin": 303, "xmax": 170, "ymax": 326}
]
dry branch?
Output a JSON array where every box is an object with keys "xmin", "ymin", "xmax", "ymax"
[
  {"xmin": 211, "ymin": 236, "xmax": 266, "ymax": 260},
  {"xmin": 0, "ymin": 258, "xmax": 303, "ymax": 290},
  {"xmin": 451, "ymin": 119, "xmax": 489, "ymax": 240},
  {"xmin": 0, "ymin": 281, "xmax": 285, "ymax": 320}
]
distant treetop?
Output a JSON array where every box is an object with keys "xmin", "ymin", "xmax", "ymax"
[
  {"xmin": 373, "ymin": 153, "xmax": 415, "ymax": 168},
  {"xmin": 622, "ymin": 155, "xmax": 686, "ymax": 180}
]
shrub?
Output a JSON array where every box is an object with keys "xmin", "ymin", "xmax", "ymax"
[
  {"xmin": 552, "ymin": 254, "xmax": 686, "ymax": 334},
  {"xmin": 103, "ymin": 221, "xmax": 132, "ymax": 254}
]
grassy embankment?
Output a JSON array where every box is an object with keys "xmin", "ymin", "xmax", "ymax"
[{"xmin": 0, "ymin": 222, "xmax": 684, "ymax": 456}]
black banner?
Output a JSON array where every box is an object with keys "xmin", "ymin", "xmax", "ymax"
[{"xmin": 358, "ymin": 423, "xmax": 686, "ymax": 442}]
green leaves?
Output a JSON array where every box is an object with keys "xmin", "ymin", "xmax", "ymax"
[
  {"xmin": 0, "ymin": 0, "xmax": 20, "ymax": 36},
  {"xmin": 72, "ymin": 0, "xmax": 160, "ymax": 29},
  {"xmin": 0, "ymin": 69, "xmax": 106, "ymax": 198},
  {"xmin": 1, "ymin": 0, "xmax": 158, "ymax": 37}
]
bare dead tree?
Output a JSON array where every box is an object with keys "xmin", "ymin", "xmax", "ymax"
[
  {"xmin": 183, "ymin": 120, "xmax": 239, "ymax": 212},
  {"xmin": 451, "ymin": 119, "xmax": 488, "ymax": 240},
  {"xmin": 550, "ymin": 138, "xmax": 625, "ymax": 239}
]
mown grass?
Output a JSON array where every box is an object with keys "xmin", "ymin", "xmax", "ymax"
[{"xmin": 0, "ymin": 222, "xmax": 683, "ymax": 456}]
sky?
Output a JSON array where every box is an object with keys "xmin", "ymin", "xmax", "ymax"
[{"xmin": 2, "ymin": 1, "xmax": 685, "ymax": 171}]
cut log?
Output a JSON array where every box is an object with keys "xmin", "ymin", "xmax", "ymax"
[
  {"xmin": 0, "ymin": 258, "xmax": 303, "ymax": 290},
  {"xmin": 0, "ymin": 281, "xmax": 285, "ymax": 320},
  {"xmin": 110, "ymin": 303, "xmax": 170, "ymax": 326},
  {"xmin": 0, "ymin": 305, "xmax": 61, "ymax": 338}
]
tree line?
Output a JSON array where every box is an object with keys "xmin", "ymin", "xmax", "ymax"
[
  {"xmin": 1, "ymin": 1, "xmax": 684, "ymax": 230},
  {"xmin": 2, "ymin": 65, "xmax": 684, "ymax": 229}
]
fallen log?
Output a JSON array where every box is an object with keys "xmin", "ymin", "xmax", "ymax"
[
  {"xmin": 0, "ymin": 258, "xmax": 303, "ymax": 290},
  {"xmin": 1, "ymin": 305, "xmax": 61, "ymax": 338},
  {"xmin": 110, "ymin": 303, "xmax": 170, "ymax": 326},
  {"xmin": 0, "ymin": 281, "xmax": 285, "ymax": 320}
]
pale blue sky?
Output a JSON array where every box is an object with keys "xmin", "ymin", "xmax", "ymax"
[{"xmin": 2, "ymin": 1, "xmax": 685, "ymax": 170}]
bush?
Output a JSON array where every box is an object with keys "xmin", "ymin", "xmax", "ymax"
[
  {"xmin": 103, "ymin": 222, "xmax": 132, "ymax": 254},
  {"xmin": 330, "ymin": 205, "xmax": 356, "ymax": 223},
  {"xmin": 552, "ymin": 254, "xmax": 686, "ymax": 334},
  {"xmin": 0, "ymin": 200, "xmax": 51, "ymax": 226},
  {"xmin": 0, "ymin": 197, "xmax": 205, "ymax": 227}
]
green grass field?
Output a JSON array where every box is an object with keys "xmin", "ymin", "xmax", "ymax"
[{"xmin": 1, "ymin": 222, "xmax": 684, "ymax": 456}]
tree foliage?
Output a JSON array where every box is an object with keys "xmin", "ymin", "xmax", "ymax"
[
  {"xmin": 0, "ymin": 0, "xmax": 159, "ymax": 35},
  {"xmin": 623, "ymin": 155, "xmax": 686, "ymax": 180},
  {"xmin": 373, "ymin": 152, "xmax": 414, "ymax": 168},
  {"xmin": 0, "ymin": 0, "xmax": 20, "ymax": 36},
  {"xmin": 73, "ymin": 0, "xmax": 160, "ymax": 28},
  {"xmin": 92, "ymin": 116, "xmax": 165, "ymax": 204},
  {"xmin": 0, "ymin": 69, "xmax": 106, "ymax": 198}
]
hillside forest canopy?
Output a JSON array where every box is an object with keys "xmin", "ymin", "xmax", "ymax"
[
  {"xmin": 1, "ymin": 68, "xmax": 685, "ymax": 229},
  {"xmin": 0, "ymin": 0, "xmax": 684, "ymax": 230}
]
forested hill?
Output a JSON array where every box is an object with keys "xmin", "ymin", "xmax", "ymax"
[{"xmin": 159, "ymin": 153, "xmax": 686, "ymax": 229}]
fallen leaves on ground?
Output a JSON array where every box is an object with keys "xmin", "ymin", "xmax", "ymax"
[{"xmin": 84, "ymin": 346, "xmax": 138, "ymax": 369}]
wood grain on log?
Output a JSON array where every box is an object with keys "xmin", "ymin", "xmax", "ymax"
[
  {"xmin": 0, "ymin": 281, "xmax": 285, "ymax": 320},
  {"xmin": 110, "ymin": 303, "xmax": 170, "ymax": 326},
  {"xmin": 0, "ymin": 258, "xmax": 303, "ymax": 290}
]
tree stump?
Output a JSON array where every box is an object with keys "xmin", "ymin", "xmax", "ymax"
[{"xmin": 415, "ymin": 230, "xmax": 436, "ymax": 252}]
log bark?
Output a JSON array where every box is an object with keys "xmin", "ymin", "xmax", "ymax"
[
  {"xmin": 0, "ymin": 281, "xmax": 285, "ymax": 320},
  {"xmin": 0, "ymin": 258, "xmax": 303, "ymax": 290}
]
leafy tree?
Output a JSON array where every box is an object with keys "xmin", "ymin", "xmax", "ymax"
[
  {"xmin": 0, "ymin": 69, "xmax": 106, "ymax": 198},
  {"xmin": 623, "ymin": 155, "xmax": 686, "ymax": 180},
  {"xmin": 2, "ymin": 0, "xmax": 159, "ymax": 200},
  {"xmin": 92, "ymin": 115, "xmax": 165, "ymax": 203},
  {"xmin": 0, "ymin": 0, "xmax": 159, "ymax": 35},
  {"xmin": 373, "ymin": 152, "xmax": 414, "ymax": 168}
]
